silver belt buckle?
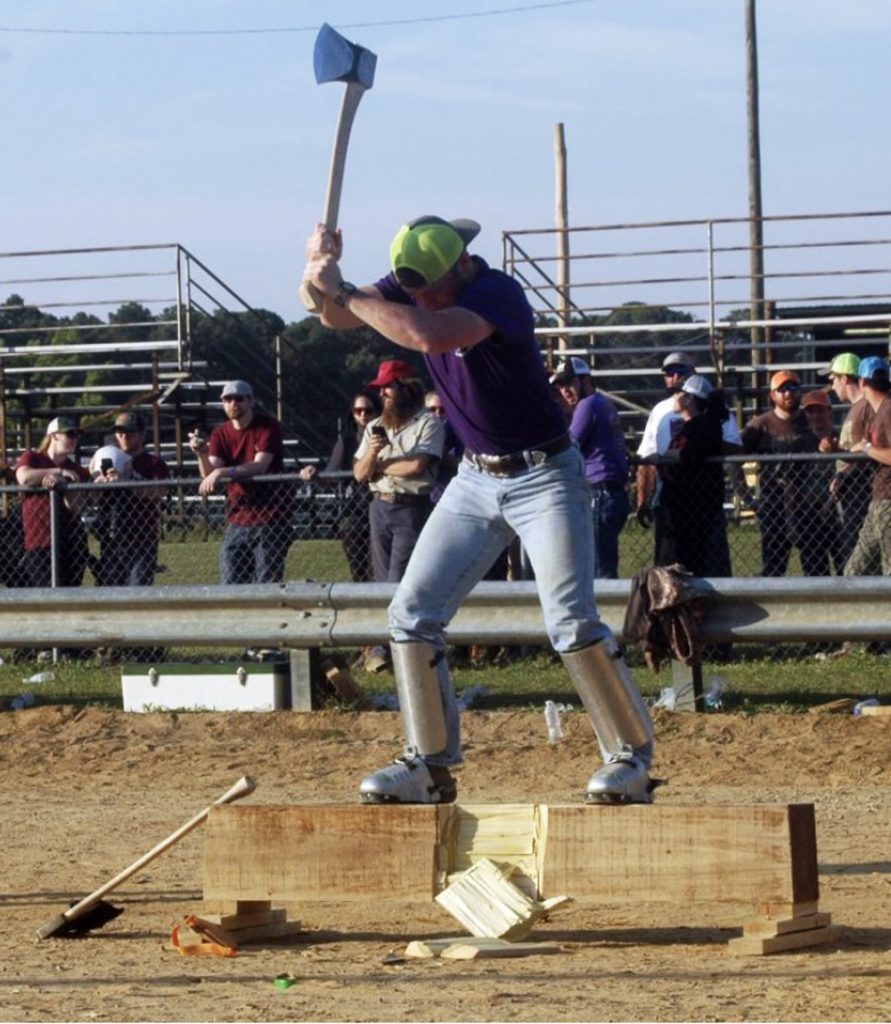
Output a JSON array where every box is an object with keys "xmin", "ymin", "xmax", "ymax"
[
  {"xmin": 527, "ymin": 449, "xmax": 547, "ymax": 468},
  {"xmin": 480, "ymin": 454, "xmax": 511, "ymax": 477}
]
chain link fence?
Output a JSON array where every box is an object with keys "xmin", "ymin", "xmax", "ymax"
[{"xmin": 0, "ymin": 450, "xmax": 877, "ymax": 670}]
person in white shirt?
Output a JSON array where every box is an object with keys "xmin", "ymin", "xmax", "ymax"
[{"xmin": 635, "ymin": 351, "xmax": 741, "ymax": 576}]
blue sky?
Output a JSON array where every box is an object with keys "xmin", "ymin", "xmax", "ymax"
[{"xmin": 3, "ymin": 0, "xmax": 890, "ymax": 322}]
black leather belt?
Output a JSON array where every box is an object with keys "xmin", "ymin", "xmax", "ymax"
[
  {"xmin": 374, "ymin": 492, "xmax": 430, "ymax": 505},
  {"xmin": 463, "ymin": 433, "xmax": 572, "ymax": 478}
]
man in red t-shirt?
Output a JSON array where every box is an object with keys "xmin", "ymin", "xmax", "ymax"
[
  {"xmin": 190, "ymin": 380, "xmax": 292, "ymax": 583},
  {"xmin": 14, "ymin": 416, "xmax": 91, "ymax": 587}
]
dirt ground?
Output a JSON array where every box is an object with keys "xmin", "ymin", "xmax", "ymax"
[{"xmin": 1, "ymin": 704, "xmax": 890, "ymax": 1024}]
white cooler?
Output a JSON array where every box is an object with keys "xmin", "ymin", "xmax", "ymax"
[{"xmin": 121, "ymin": 661, "xmax": 290, "ymax": 713}]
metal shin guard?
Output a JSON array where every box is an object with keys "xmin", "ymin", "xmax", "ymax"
[
  {"xmin": 391, "ymin": 641, "xmax": 448, "ymax": 757},
  {"xmin": 561, "ymin": 637, "xmax": 654, "ymax": 759}
]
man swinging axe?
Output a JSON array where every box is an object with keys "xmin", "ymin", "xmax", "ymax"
[{"xmin": 303, "ymin": 215, "xmax": 658, "ymax": 806}]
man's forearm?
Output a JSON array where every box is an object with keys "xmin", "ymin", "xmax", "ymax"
[{"xmin": 353, "ymin": 449, "xmax": 378, "ymax": 483}]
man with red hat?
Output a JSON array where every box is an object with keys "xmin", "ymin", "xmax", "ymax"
[
  {"xmin": 741, "ymin": 370, "xmax": 829, "ymax": 576},
  {"xmin": 354, "ymin": 358, "xmax": 444, "ymax": 584},
  {"xmin": 303, "ymin": 215, "xmax": 656, "ymax": 808}
]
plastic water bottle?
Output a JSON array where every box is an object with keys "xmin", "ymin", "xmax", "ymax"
[
  {"xmin": 704, "ymin": 676, "xmax": 726, "ymax": 710},
  {"xmin": 24, "ymin": 671, "xmax": 54, "ymax": 685},
  {"xmin": 10, "ymin": 693, "xmax": 35, "ymax": 710},
  {"xmin": 544, "ymin": 700, "xmax": 563, "ymax": 743},
  {"xmin": 653, "ymin": 687, "xmax": 677, "ymax": 711}
]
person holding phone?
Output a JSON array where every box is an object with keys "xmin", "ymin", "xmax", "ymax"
[
  {"xmin": 90, "ymin": 412, "xmax": 170, "ymax": 589},
  {"xmin": 353, "ymin": 360, "xmax": 445, "ymax": 592}
]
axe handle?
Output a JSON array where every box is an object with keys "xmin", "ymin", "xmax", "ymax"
[
  {"xmin": 60, "ymin": 776, "xmax": 255, "ymax": 922},
  {"xmin": 301, "ymin": 81, "xmax": 368, "ymax": 315}
]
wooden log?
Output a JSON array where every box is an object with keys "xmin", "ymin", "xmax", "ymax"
[
  {"xmin": 203, "ymin": 803, "xmax": 818, "ymax": 911},
  {"xmin": 204, "ymin": 805, "xmax": 438, "ymax": 903},
  {"xmin": 540, "ymin": 804, "xmax": 818, "ymax": 907}
]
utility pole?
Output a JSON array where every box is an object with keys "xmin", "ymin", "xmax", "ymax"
[
  {"xmin": 746, "ymin": 0, "xmax": 766, "ymax": 375},
  {"xmin": 554, "ymin": 123, "xmax": 570, "ymax": 355}
]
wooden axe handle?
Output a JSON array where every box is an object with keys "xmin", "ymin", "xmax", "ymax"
[
  {"xmin": 59, "ymin": 776, "xmax": 256, "ymax": 923},
  {"xmin": 301, "ymin": 81, "xmax": 368, "ymax": 314}
]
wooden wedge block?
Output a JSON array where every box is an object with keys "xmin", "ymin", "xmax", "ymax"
[
  {"xmin": 441, "ymin": 941, "xmax": 562, "ymax": 960},
  {"xmin": 728, "ymin": 924, "xmax": 841, "ymax": 956},
  {"xmin": 201, "ymin": 908, "xmax": 286, "ymax": 930},
  {"xmin": 235, "ymin": 900, "xmax": 273, "ymax": 914},
  {"xmin": 757, "ymin": 899, "xmax": 819, "ymax": 919},
  {"xmin": 184, "ymin": 916, "xmax": 238, "ymax": 949},
  {"xmin": 743, "ymin": 912, "xmax": 831, "ymax": 938}
]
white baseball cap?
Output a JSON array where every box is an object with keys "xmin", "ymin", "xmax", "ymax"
[
  {"xmin": 680, "ymin": 374, "xmax": 713, "ymax": 400},
  {"xmin": 549, "ymin": 356, "xmax": 592, "ymax": 384},
  {"xmin": 220, "ymin": 380, "xmax": 253, "ymax": 400}
]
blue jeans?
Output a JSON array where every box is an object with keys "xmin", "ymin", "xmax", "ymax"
[
  {"xmin": 590, "ymin": 484, "xmax": 630, "ymax": 579},
  {"xmin": 389, "ymin": 446, "xmax": 612, "ymax": 767},
  {"xmin": 219, "ymin": 521, "xmax": 291, "ymax": 584}
]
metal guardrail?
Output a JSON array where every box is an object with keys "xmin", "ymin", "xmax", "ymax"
[{"xmin": 1, "ymin": 576, "xmax": 889, "ymax": 649}]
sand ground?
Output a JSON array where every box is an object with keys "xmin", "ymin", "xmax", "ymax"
[{"xmin": 1, "ymin": 705, "xmax": 890, "ymax": 1023}]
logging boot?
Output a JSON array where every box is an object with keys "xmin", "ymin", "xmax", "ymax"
[
  {"xmin": 359, "ymin": 756, "xmax": 457, "ymax": 804},
  {"xmin": 586, "ymin": 749, "xmax": 655, "ymax": 805}
]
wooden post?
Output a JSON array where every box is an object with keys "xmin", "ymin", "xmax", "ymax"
[
  {"xmin": 746, "ymin": 0, "xmax": 766, "ymax": 387},
  {"xmin": 554, "ymin": 123, "xmax": 570, "ymax": 358}
]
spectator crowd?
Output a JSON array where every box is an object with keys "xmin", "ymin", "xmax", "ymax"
[{"xmin": 2, "ymin": 349, "xmax": 889, "ymax": 620}]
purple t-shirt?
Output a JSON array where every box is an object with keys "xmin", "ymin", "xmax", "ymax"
[
  {"xmin": 569, "ymin": 391, "xmax": 628, "ymax": 487},
  {"xmin": 375, "ymin": 258, "xmax": 565, "ymax": 455}
]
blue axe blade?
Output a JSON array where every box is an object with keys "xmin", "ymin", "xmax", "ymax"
[{"xmin": 313, "ymin": 23, "xmax": 377, "ymax": 89}]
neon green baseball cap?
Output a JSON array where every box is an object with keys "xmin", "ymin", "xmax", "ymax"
[
  {"xmin": 818, "ymin": 352, "xmax": 861, "ymax": 377},
  {"xmin": 390, "ymin": 215, "xmax": 480, "ymax": 288}
]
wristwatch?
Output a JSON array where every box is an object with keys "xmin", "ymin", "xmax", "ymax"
[{"xmin": 334, "ymin": 280, "xmax": 358, "ymax": 308}]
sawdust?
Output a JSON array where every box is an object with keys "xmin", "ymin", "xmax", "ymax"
[{"xmin": 1, "ymin": 705, "xmax": 889, "ymax": 1023}]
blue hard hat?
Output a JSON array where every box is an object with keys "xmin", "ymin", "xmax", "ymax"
[{"xmin": 858, "ymin": 356, "xmax": 890, "ymax": 383}]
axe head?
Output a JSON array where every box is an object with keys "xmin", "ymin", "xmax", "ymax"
[{"xmin": 314, "ymin": 23, "xmax": 377, "ymax": 91}]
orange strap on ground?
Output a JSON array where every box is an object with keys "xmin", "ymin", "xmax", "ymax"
[{"xmin": 171, "ymin": 916, "xmax": 238, "ymax": 957}]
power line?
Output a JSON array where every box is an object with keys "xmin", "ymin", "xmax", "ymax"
[{"xmin": 0, "ymin": 1, "xmax": 597, "ymax": 37}]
